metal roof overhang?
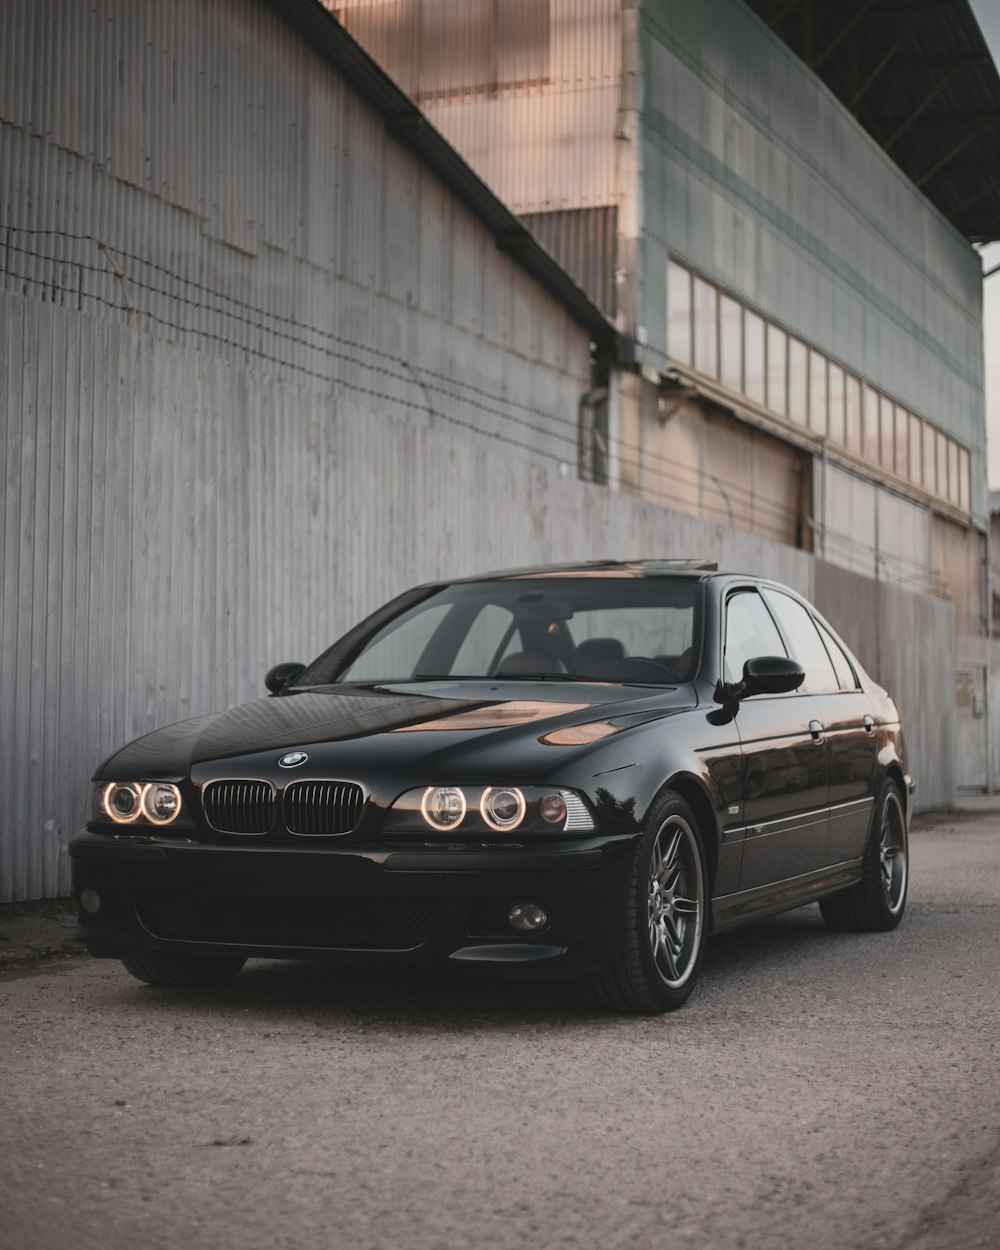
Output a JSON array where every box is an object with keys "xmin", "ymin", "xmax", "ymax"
[
  {"xmin": 262, "ymin": 0, "xmax": 619, "ymax": 349},
  {"xmin": 744, "ymin": 0, "xmax": 1000, "ymax": 243}
]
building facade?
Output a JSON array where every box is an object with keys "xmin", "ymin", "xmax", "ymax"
[{"xmin": 337, "ymin": 0, "xmax": 993, "ymax": 628}]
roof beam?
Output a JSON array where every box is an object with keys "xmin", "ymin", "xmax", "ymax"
[
  {"xmin": 847, "ymin": 11, "xmax": 923, "ymax": 111},
  {"xmin": 915, "ymin": 132, "xmax": 977, "ymax": 187},
  {"xmin": 881, "ymin": 63, "xmax": 966, "ymax": 151},
  {"xmin": 880, "ymin": 53, "xmax": 990, "ymax": 74},
  {"xmin": 948, "ymin": 175, "xmax": 1000, "ymax": 220},
  {"xmin": 813, "ymin": 0, "xmax": 878, "ymax": 71}
]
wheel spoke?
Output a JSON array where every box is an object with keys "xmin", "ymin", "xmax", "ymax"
[
  {"xmin": 657, "ymin": 923, "xmax": 679, "ymax": 980},
  {"xmin": 674, "ymin": 895, "xmax": 699, "ymax": 916},
  {"xmin": 655, "ymin": 827, "xmax": 682, "ymax": 885}
]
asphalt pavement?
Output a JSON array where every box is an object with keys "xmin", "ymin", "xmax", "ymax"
[{"xmin": 2, "ymin": 808, "xmax": 999, "ymax": 1250}]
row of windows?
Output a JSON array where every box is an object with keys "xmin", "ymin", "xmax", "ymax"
[
  {"xmin": 667, "ymin": 260, "xmax": 971, "ymax": 514},
  {"xmin": 725, "ymin": 587, "xmax": 857, "ymax": 696}
]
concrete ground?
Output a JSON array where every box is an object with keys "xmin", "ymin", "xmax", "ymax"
[{"xmin": 2, "ymin": 806, "xmax": 999, "ymax": 1250}]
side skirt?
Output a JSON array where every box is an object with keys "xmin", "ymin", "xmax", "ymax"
[{"xmin": 710, "ymin": 860, "xmax": 863, "ymax": 933}]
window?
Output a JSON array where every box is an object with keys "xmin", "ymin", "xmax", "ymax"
[
  {"xmin": 845, "ymin": 375, "xmax": 861, "ymax": 454},
  {"xmin": 815, "ymin": 620, "xmax": 858, "ymax": 691},
  {"xmin": 958, "ymin": 447, "xmax": 970, "ymax": 511},
  {"xmin": 693, "ymin": 277, "xmax": 718, "ymax": 378},
  {"xmin": 767, "ymin": 325, "xmax": 787, "ymax": 417},
  {"xmin": 908, "ymin": 413, "xmax": 922, "ymax": 484},
  {"xmin": 787, "ymin": 337, "xmax": 807, "ymax": 426},
  {"xmin": 923, "ymin": 422, "xmax": 937, "ymax": 493},
  {"xmin": 720, "ymin": 296, "xmax": 742, "ymax": 391},
  {"xmin": 452, "ymin": 603, "xmax": 515, "ymax": 675},
  {"xmin": 339, "ymin": 602, "xmax": 453, "ymax": 682},
  {"xmin": 667, "ymin": 262, "xmax": 692, "ymax": 366},
  {"xmin": 724, "ymin": 591, "xmax": 786, "ymax": 685},
  {"xmin": 763, "ymin": 591, "xmax": 839, "ymax": 693},
  {"xmin": 809, "ymin": 350, "xmax": 827, "ymax": 435},
  {"xmin": 894, "ymin": 406, "xmax": 908, "ymax": 477},
  {"xmin": 948, "ymin": 440, "xmax": 960, "ymax": 505},
  {"xmin": 879, "ymin": 395, "xmax": 895, "ymax": 470},
  {"xmin": 863, "ymin": 385, "xmax": 880, "ymax": 463},
  {"xmin": 744, "ymin": 310, "xmax": 765, "ymax": 404},
  {"xmin": 658, "ymin": 260, "xmax": 970, "ymax": 513},
  {"xmin": 936, "ymin": 430, "xmax": 949, "ymax": 499},
  {"xmin": 828, "ymin": 364, "xmax": 845, "ymax": 446}
]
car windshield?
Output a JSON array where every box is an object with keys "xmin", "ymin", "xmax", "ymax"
[{"xmin": 298, "ymin": 577, "xmax": 704, "ymax": 687}]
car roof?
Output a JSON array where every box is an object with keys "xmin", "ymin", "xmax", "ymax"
[{"xmin": 447, "ymin": 559, "xmax": 722, "ymax": 582}]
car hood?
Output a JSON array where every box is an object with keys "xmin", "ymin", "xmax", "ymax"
[{"xmin": 99, "ymin": 680, "xmax": 698, "ymax": 778}]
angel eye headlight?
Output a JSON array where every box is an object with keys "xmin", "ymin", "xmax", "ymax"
[
  {"xmin": 102, "ymin": 782, "xmax": 144, "ymax": 824},
  {"xmin": 480, "ymin": 786, "xmax": 526, "ymax": 831},
  {"xmin": 421, "ymin": 786, "xmax": 467, "ymax": 831},
  {"xmin": 141, "ymin": 782, "xmax": 182, "ymax": 825}
]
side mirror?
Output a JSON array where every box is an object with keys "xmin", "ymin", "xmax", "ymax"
[
  {"xmin": 724, "ymin": 655, "xmax": 805, "ymax": 703},
  {"xmin": 264, "ymin": 662, "xmax": 306, "ymax": 694}
]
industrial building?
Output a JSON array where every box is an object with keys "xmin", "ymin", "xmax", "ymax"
[
  {"xmin": 337, "ymin": 0, "xmax": 995, "ymax": 616},
  {"xmin": 1, "ymin": 0, "xmax": 998, "ymax": 899}
]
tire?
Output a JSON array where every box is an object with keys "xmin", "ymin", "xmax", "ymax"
[
  {"xmin": 590, "ymin": 791, "xmax": 708, "ymax": 1014},
  {"xmin": 820, "ymin": 778, "xmax": 908, "ymax": 932},
  {"xmin": 121, "ymin": 952, "xmax": 247, "ymax": 987}
]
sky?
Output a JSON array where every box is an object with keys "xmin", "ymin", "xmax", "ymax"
[{"xmin": 969, "ymin": 0, "xmax": 1000, "ymax": 489}]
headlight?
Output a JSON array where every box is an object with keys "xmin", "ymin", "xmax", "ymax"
[
  {"xmin": 95, "ymin": 781, "xmax": 184, "ymax": 827},
  {"xmin": 480, "ymin": 786, "xmax": 526, "ymax": 831},
  {"xmin": 385, "ymin": 786, "xmax": 595, "ymax": 836},
  {"xmin": 102, "ymin": 782, "xmax": 144, "ymax": 824},
  {"xmin": 420, "ymin": 786, "xmax": 467, "ymax": 831},
  {"xmin": 142, "ymin": 783, "xmax": 182, "ymax": 825}
]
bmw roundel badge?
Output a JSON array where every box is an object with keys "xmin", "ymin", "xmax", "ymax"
[{"xmin": 278, "ymin": 750, "xmax": 309, "ymax": 768}]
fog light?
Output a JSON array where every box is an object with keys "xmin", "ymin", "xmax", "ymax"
[
  {"xmin": 507, "ymin": 901, "xmax": 548, "ymax": 933},
  {"xmin": 79, "ymin": 887, "xmax": 102, "ymax": 915}
]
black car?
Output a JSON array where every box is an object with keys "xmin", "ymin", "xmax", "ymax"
[{"xmin": 71, "ymin": 561, "xmax": 911, "ymax": 1013}]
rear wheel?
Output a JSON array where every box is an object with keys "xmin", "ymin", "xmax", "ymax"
[
  {"xmin": 121, "ymin": 952, "xmax": 246, "ymax": 987},
  {"xmin": 590, "ymin": 791, "xmax": 707, "ymax": 1014},
  {"xmin": 820, "ymin": 778, "xmax": 908, "ymax": 932}
]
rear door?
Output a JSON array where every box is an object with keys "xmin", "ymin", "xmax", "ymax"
[
  {"xmin": 763, "ymin": 592, "xmax": 877, "ymax": 866},
  {"xmin": 724, "ymin": 589, "xmax": 828, "ymax": 891}
]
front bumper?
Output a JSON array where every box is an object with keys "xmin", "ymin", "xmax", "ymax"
[{"xmin": 69, "ymin": 828, "xmax": 639, "ymax": 977}]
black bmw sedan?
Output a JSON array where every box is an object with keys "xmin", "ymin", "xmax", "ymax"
[{"xmin": 71, "ymin": 561, "xmax": 911, "ymax": 1013}]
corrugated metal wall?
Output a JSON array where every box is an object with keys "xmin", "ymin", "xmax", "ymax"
[
  {"xmin": 0, "ymin": 0, "xmax": 590, "ymax": 475},
  {"xmin": 1, "ymin": 288, "xmax": 828, "ymax": 901},
  {"xmin": 336, "ymin": 0, "xmax": 624, "ymax": 216}
]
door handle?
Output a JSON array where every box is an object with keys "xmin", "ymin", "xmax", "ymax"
[
  {"xmin": 863, "ymin": 714, "xmax": 875, "ymax": 736},
  {"xmin": 809, "ymin": 719, "xmax": 824, "ymax": 743}
]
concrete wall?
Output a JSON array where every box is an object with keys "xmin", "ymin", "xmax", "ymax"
[{"xmin": 813, "ymin": 561, "xmax": 955, "ymax": 812}]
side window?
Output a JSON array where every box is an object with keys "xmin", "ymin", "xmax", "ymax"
[
  {"xmin": 451, "ymin": 603, "xmax": 515, "ymax": 675},
  {"xmin": 724, "ymin": 591, "xmax": 787, "ymax": 684},
  {"xmin": 816, "ymin": 619, "xmax": 859, "ymax": 691},
  {"xmin": 764, "ymin": 591, "xmax": 839, "ymax": 693}
]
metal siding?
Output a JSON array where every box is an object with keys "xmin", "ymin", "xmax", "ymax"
[
  {"xmin": 643, "ymin": 0, "xmax": 986, "ymax": 521},
  {"xmin": 335, "ymin": 0, "xmax": 623, "ymax": 214}
]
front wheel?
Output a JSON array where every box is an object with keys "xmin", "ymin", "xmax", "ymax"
[
  {"xmin": 590, "ymin": 792, "xmax": 708, "ymax": 1014},
  {"xmin": 820, "ymin": 779, "xmax": 908, "ymax": 932},
  {"xmin": 121, "ymin": 952, "xmax": 247, "ymax": 987}
]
